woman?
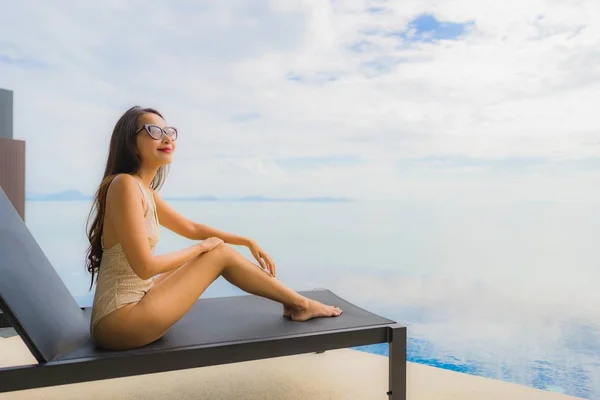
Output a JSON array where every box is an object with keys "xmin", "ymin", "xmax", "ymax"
[{"xmin": 85, "ymin": 106, "xmax": 342, "ymax": 351}]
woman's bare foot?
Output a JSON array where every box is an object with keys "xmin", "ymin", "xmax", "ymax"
[
  {"xmin": 289, "ymin": 299, "xmax": 342, "ymax": 322},
  {"xmin": 283, "ymin": 304, "xmax": 293, "ymax": 318}
]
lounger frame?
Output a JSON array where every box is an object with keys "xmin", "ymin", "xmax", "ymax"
[
  {"xmin": 0, "ymin": 186, "xmax": 407, "ymax": 398},
  {"xmin": 0, "ymin": 317, "xmax": 405, "ymax": 398}
]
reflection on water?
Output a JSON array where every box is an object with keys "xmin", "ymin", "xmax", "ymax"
[
  {"xmin": 342, "ymin": 272, "xmax": 600, "ymax": 399},
  {"xmin": 23, "ymin": 200, "xmax": 600, "ymax": 399}
]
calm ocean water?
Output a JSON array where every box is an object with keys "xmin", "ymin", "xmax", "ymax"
[{"xmin": 24, "ymin": 200, "xmax": 600, "ymax": 398}]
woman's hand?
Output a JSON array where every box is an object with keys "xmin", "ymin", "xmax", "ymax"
[
  {"xmin": 247, "ymin": 240, "xmax": 276, "ymax": 277},
  {"xmin": 199, "ymin": 237, "xmax": 224, "ymax": 253}
]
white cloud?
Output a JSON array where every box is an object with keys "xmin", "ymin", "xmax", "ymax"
[{"xmin": 1, "ymin": 0, "xmax": 600, "ymax": 201}]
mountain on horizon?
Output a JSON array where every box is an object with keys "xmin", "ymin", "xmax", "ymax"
[{"xmin": 26, "ymin": 190, "xmax": 92, "ymax": 201}]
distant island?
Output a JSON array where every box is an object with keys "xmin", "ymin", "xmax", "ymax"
[
  {"xmin": 26, "ymin": 190, "xmax": 91, "ymax": 201},
  {"xmin": 26, "ymin": 190, "xmax": 353, "ymax": 203}
]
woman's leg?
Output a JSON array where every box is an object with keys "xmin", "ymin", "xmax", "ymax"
[
  {"xmin": 93, "ymin": 244, "xmax": 341, "ymax": 350},
  {"xmin": 216, "ymin": 250, "xmax": 293, "ymax": 317}
]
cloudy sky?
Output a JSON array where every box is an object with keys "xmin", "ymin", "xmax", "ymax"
[{"xmin": 1, "ymin": 0, "xmax": 599, "ymax": 202}]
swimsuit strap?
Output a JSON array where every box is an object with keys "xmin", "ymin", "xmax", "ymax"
[
  {"xmin": 133, "ymin": 178, "xmax": 159, "ymax": 226},
  {"xmin": 132, "ymin": 178, "xmax": 149, "ymax": 212}
]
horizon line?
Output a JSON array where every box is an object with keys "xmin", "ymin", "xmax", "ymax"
[{"xmin": 25, "ymin": 189, "xmax": 354, "ymax": 203}]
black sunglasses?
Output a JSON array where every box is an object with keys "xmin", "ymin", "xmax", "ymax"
[{"xmin": 136, "ymin": 124, "xmax": 178, "ymax": 141}]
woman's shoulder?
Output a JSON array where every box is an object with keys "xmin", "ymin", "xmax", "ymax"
[
  {"xmin": 106, "ymin": 174, "xmax": 142, "ymax": 202},
  {"xmin": 107, "ymin": 173, "xmax": 137, "ymax": 190}
]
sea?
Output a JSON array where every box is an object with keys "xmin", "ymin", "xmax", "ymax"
[{"xmin": 23, "ymin": 199, "xmax": 600, "ymax": 399}]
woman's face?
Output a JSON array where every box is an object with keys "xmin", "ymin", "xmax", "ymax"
[{"xmin": 135, "ymin": 112, "xmax": 177, "ymax": 168}]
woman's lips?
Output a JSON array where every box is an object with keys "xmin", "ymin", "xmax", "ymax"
[{"xmin": 158, "ymin": 148, "xmax": 172, "ymax": 153}]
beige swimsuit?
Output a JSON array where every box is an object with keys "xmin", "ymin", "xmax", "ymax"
[{"xmin": 89, "ymin": 179, "xmax": 160, "ymax": 337}]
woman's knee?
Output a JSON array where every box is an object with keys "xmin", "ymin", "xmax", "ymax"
[
  {"xmin": 205, "ymin": 242, "xmax": 235, "ymax": 261},
  {"xmin": 186, "ymin": 242, "xmax": 235, "ymax": 271}
]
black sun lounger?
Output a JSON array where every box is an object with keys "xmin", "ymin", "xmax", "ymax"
[{"xmin": 0, "ymin": 187, "xmax": 407, "ymax": 398}]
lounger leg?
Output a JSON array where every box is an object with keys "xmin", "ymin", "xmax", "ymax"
[{"xmin": 387, "ymin": 324, "xmax": 407, "ymax": 400}]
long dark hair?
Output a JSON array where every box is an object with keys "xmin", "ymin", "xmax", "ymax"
[{"xmin": 85, "ymin": 106, "xmax": 169, "ymax": 289}]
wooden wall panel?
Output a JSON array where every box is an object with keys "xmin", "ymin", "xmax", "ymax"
[{"xmin": 0, "ymin": 137, "xmax": 26, "ymax": 220}]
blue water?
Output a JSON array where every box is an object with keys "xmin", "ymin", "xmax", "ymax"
[{"xmin": 23, "ymin": 200, "xmax": 600, "ymax": 399}]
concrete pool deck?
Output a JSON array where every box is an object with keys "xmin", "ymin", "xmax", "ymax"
[{"xmin": 0, "ymin": 332, "xmax": 583, "ymax": 400}]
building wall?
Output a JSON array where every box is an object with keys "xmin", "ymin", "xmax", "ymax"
[
  {"xmin": 0, "ymin": 137, "xmax": 26, "ymax": 220},
  {"xmin": 0, "ymin": 89, "xmax": 13, "ymax": 139}
]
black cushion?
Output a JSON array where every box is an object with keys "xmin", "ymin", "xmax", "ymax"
[{"xmin": 61, "ymin": 289, "xmax": 395, "ymax": 360}]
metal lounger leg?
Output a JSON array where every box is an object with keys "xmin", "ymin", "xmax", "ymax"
[{"xmin": 387, "ymin": 324, "xmax": 407, "ymax": 400}]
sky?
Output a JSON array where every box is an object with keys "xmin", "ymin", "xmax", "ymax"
[{"xmin": 1, "ymin": 0, "xmax": 600, "ymax": 202}]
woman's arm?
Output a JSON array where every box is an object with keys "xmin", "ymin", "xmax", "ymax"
[
  {"xmin": 152, "ymin": 190, "xmax": 276, "ymax": 276},
  {"xmin": 107, "ymin": 174, "xmax": 206, "ymax": 280},
  {"xmin": 152, "ymin": 191, "xmax": 252, "ymax": 246}
]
